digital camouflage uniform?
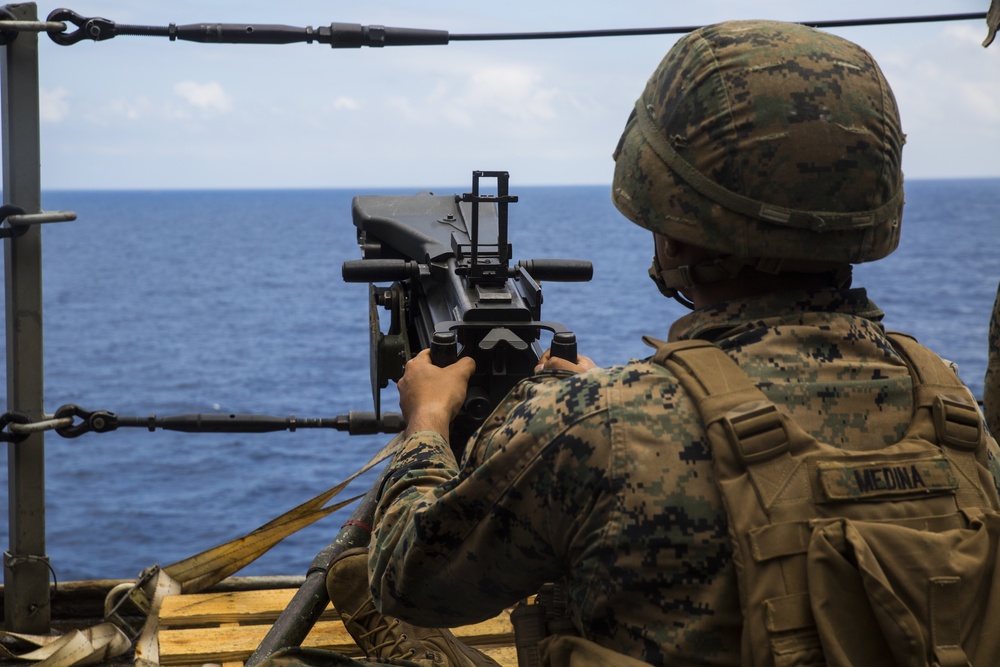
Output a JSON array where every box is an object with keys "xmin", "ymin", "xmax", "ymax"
[
  {"xmin": 371, "ymin": 288, "xmax": 1000, "ymax": 665},
  {"xmin": 986, "ymin": 280, "xmax": 1000, "ymax": 436},
  {"xmin": 365, "ymin": 19, "xmax": 1000, "ymax": 667}
]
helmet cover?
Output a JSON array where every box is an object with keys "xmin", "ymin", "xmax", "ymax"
[{"xmin": 612, "ymin": 20, "xmax": 905, "ymax": 265}]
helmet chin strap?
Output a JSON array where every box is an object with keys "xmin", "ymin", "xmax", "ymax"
[
  {"xmin": 648, "ymin": 247, "xmax": 854, "ymax": 311},
  {"xmin": 648, "ymin": 257, "xmax": 695, "ymax": 310},
  {"xmin": 648, "ymin": 241, "xmax": 747, "ymax": 310}
]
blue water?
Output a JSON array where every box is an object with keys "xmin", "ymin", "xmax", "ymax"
[{"xmin": 1, "ymin": 179, "xmax": 998, "ymax": 581}]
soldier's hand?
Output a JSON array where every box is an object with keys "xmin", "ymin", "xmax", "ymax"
[
  {"xmin": 534, "ymin": 348, "xmax": 597, "ymax": 373},
  {"xmin": 398, "ymin": 349, "xmax": 476, "ymax": 437}
]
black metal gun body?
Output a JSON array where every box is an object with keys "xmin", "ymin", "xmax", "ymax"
[{"xmin": 342, "ymin": 171, "xmax": 592, "ymax": 447}]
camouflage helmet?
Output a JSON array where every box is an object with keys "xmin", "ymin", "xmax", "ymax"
[{"xmin": 612, "ymin": 20, "xmax": 905, "ymax": 268}]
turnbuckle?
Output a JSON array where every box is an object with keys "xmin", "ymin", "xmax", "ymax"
[
  {"xmin": 42, "ymin": 9, "xmax": 452, "ymax": 48},
  {"xmin": 46, "ymin": 405, "xmax": 404, "ymax": 437}
]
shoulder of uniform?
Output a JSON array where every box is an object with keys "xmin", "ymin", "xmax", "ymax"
[{"xmin": 507, "ymin": 360, "xmax": 686, "ymax": 410}]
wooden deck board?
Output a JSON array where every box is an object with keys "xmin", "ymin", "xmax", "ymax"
[
  {"xmin": 159, "ymin": 589, "xmax": 340, "ymax": 627},
  {"xmin": 159, "ymin": 619, "xmax": 360, "ymax": 664},
  {"xmin": 157, "ymin": 588, "xmax": 518, "ymax": 667}
]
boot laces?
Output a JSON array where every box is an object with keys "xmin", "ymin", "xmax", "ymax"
[{"xmin": 344, "ymin": 597, "xmax": 430, "ymax": 662}]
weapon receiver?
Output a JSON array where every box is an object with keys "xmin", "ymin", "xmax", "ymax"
[{"xmin": 342, "ymin": 170, "xmax": 593, "ymax": 448}]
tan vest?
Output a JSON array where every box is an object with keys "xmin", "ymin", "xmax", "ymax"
[{"xmin": 647, "ymin": 333, "xmax": 1000, "ymax": 667}]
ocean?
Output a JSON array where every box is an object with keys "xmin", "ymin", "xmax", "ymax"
[{"xmin": 2, "ymin": 179, "xmax": 998, "ymax": 582}]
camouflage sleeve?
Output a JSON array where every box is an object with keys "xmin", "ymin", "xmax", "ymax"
[
  {"xmin": 985, "ymin": 279, "xmax": 1000, "ymax": 437},
  {"xmin": 369, "ymin": 371, "xmax": 610, "ymax": 627}
]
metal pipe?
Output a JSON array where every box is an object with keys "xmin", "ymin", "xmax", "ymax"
[
  {"xmin": 0, "ymin": 3, "xmax": 51, "ymax": 634},
  {"xmin": 0, "ymin": 20, "xmax": 65, "ymax": 34},
  {"xmin": 6, "ymin": 210, "xmax": 76, "ymax": 225},
  {"xmin": 2, "ymin": 1, "xmax": 51, "ymax": 634},
  {"xmin": 245, "ymin": 466, "xmax": 387, "ymax": 666}
]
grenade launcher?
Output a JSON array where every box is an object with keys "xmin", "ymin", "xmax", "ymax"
[{"xmin": 341, "ymin": 170, "xmax": 593, "ymax": 448}]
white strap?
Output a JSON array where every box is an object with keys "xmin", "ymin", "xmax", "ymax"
[
  {"xmin": 133, "ymin": 567, "xmax": 182, "ymax": 666},
  {"xmin": 0, "ymin": 623, "xmax": 130, "ymax": 667}
]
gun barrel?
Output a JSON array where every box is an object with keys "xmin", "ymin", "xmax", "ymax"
[
  {"xmin": 517, "ymin": 259, "xmax": 593, "ymax": 282},
  {"xmin": 342, "ymin": 259, "xmax": 421, "ymax": 283}
]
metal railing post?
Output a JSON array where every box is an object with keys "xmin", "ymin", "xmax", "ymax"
[{"xmin": 2, "ymin": 1, "xmax": 51, "ymax": 633}]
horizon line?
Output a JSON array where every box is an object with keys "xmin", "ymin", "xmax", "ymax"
[{"xmin": 12, "ymin": 174, "xmax": 999, "ymax": 195}]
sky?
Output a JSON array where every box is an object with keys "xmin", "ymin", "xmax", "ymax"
[{"xmin": 14, "ymin": 0, "xmax": 1000, "ymax": 190}]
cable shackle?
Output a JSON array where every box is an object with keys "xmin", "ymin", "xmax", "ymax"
[
  {"xmin": 45, "ymin": 9, "xmax": 115, "ymax": 44},
  {"xmin": 1, "ymin": 411, "xmax": 78, "ymax": 442},
  {"xmin": 53, "ymin": 404, "xmax": 117, "ymax": 438},
  {"xmin": 0, "ymin": 411, "xmax": 31, "ymax": 443},
  {"xmin": 0, "ymin": 204, "xmax": 26, "ymax": 238}
]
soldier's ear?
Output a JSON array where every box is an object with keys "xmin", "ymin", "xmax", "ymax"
[
  {"xmin": 654, "ymin": 233, "xmax": 683, "ymax": 261},
  {"xmin": 664, "ymin": 237, "xmax": 684, "ymax": 259}
]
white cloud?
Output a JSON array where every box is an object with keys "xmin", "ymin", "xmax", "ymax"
[
  {"xmin": 173, "ymin": 81, "xmax": 233, "ymax": 114},
  {"xmin": 40, "ymin": 87, "xmax": 71, "ymax": 123},
  {"xmin": 332, "ymin": 96, "xmax": 360, "ymax": 111},
  {"xmin": 84, "ymin": 96, "xmax": 156, "ymax": 124},
  {"xmin": 943, "ymin": 24, "xmax": 995, "ymax": 49},
  {"xmin": 380, "ymin": 63, "xmax": 560, "ymax": 131},
  {"xmin": 459, "ymin": 66, "xmax": 557, "ymax": 122},
  {"xmin": 385, "ymin": 94, "xmax": 425, "ymax": 124},
  {"xmin": 83, "ymin": 95, "xmax": 195, "ymax": 126},
  {"xmin": 956, "ymin": 80, "xmax": 1000, "ymax": 124},
  {"xmin": 939, "ymin": 26, "xmax": 1000, "ymax": 124}
]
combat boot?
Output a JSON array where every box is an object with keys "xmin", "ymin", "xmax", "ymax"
[{"xmin": 327, "ymin": 547, "xmax": 500, "ymax": 667}]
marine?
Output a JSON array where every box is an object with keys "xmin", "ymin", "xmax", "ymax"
[{"xmin": 267, "ymin": 18, "xmax": 1000, "ymax": 667}]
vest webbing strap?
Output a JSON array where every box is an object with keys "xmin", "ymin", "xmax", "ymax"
[
  {"xmin": 652, "ymin": 340, "xmax": 804, "ymax": 515},
  {"xmin": 929, "ymin": 577, "xmax": 971, "ymax": 667},
  {"xmin": 887, "ymin": 332, "xmax": 992, "ymax": 511},
  {"xmin": 765, "ymin": 593, "xmax": 813, "ymax": 633},
  {"xmin": 652, "ymin": 339, "xmax": 815, "ymax": 644}
]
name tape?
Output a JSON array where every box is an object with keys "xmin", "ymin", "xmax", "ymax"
[{"xmin": 818, "ymin": 455, "xmax": 958, "ymax": 501}]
